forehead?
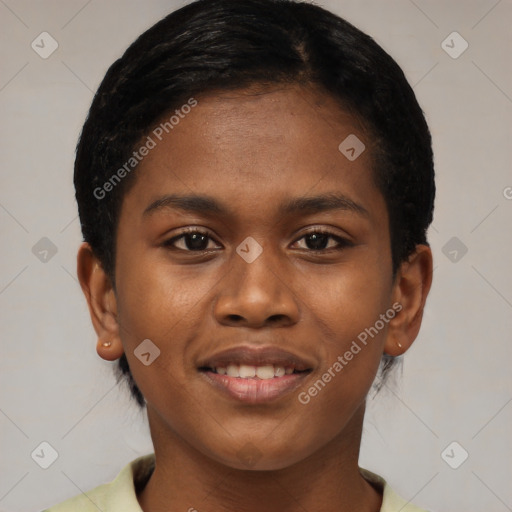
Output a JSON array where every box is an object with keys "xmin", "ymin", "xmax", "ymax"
[{"xmin": 120, "ymin": 84, "xmax": 384, "ymax": 222}]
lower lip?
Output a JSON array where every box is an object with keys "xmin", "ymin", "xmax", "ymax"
[{"xmin": 199, "ymin": 370, "xmax": 310, "ymax": 404}]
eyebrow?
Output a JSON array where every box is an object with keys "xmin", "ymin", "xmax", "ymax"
[{"xmin": 142, "ymin": 193, "xmax": 369, "ymax": 219}]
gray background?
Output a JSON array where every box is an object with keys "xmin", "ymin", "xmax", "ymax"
[{"xmin": 1, "ymin": 1, "xmax": 511, "ymax": 511}]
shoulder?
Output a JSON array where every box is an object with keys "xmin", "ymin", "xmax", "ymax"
[
  {"xmin": 42, "ymin": 453, "xmax": 155, "ymax": 512},
  {"xmin": 360, "ymin": 467, "xmax": 430, "ymax": 512}
]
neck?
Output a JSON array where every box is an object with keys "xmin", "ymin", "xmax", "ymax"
[{"xmin": 137, "ymin": 404, "xmax": 382, "ymax": 512}]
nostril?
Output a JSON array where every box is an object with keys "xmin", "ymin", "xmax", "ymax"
[
  {"xmin": 227, "ymin": 314, "xmax": 244, "ymax": 322},
  {"xmin": 269, "ymin": 314, "xmax": 286, "ymax": 324}
]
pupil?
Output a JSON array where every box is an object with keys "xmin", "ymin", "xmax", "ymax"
[
  {"xmin": 307, "ymin": 233, "xmax": 328, "ymax": 250},
  {"xmin": 183, "ymin": 233, "xmax": 331, "ymax": 251},
  {"xmin": 186, "ymin": 233, "xmax": 208, "ymax": 250}
]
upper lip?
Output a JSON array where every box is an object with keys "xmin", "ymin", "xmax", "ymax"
[{"xmin": 198, "ymin": 345, "xmax": 314, "ymax": 372}]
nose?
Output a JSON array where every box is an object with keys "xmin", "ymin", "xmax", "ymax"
[{"xmin": 213, "ymin": 246, "xmax": 301, "ymax": 328}]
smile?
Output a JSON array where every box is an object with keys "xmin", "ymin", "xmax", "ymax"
[
  {"xmin": 207, "ymin": 363, "xmax": 297, "ymax": 379},
  {"xmin": 197, "ymin": 346, "xmax": 314, "ymax": 404}
]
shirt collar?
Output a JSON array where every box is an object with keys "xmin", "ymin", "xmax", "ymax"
[{"xmin": 104, "ymin": 453, "xmax": 426, "ymax": 512}]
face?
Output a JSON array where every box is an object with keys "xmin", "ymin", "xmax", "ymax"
[{"xmin": 104, "ymin": 84, "xmax": 402, "ymax": 469}]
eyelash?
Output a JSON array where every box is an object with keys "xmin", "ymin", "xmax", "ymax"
[{"xmin": 162, "ymin": 227, "xmax": 352, "ymax": 253}]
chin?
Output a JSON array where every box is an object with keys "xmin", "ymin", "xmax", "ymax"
[{"xmin": 204, "ymin": 438, "xmax": 313, "ymax": 472}]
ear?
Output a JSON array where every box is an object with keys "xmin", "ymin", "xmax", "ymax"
[
  {"xmin": 76, "ymin": 242, "xmax": 124, "ymax": 361},
  {"xmin": 384, "ymin": 244, "xmax": 433, "ymax": 356}
]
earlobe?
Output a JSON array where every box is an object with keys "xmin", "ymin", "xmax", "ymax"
[
  {"xmin": 384, "ymin": 244, "xmax": 433, "ymax": 356},
  {"xmin": 77, "ymin": 242, "xmax": 124, "ymax": 361},
  {"xmin": 96, "ymin": 339, "xmax": 125, "ymax": 361}
]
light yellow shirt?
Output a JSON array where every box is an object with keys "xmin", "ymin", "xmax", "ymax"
[{"xmin": 44, "ymin": 453, "xmax": 428, "ymax": 511}]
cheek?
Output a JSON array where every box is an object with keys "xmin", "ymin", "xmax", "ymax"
[
  {"xmin": 302, "ymin": 255, "xmax": 391, "ymax": 341},
  {"xmin": 113, "ymin": 265, "xmax": 211, "ymax": 423},
  {"xmin": 113, "ymin": 259, "xmax": 215, "ymax": 391},
  {"xmin": 115, "ymin": 256, "xmax": 219, "ymax": 339},
  {"xmin": 297, "ymin": 257, "xmax": 391, "ymax": 401}
]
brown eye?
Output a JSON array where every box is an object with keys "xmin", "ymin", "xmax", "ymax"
[
  {"xmin": 293, "ymin": 231, "xmax": 352, "ymax": 251},
  {"xmin": 164, "ymin": 230, "xmax": 220, "ymax": 251}
]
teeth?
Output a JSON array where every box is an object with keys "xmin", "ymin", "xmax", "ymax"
[
  {"xmin": 256, "ymin": 365, "xmax": 274, "ymax": 380},
  {"xmin": 213, "ymin": 364, "xmax": 295, "ymax": 379},
  {"xmin": 226, "ymin": 364, "xmax": 239, "ymax": 377},
  {"xmin": 274, "ymin": 366, "xmax": 285, "ymax": 377},
  {"xmin": 239, "ymin": 365, "xmax": 256, "ymax": 378}
]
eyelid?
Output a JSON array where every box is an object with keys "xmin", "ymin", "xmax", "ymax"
[
  {"xmin": 291, "ymin": 227, "xmax": 353, "ymax": 249},
  {"xmin": 163, "ymin": 225, "xmax": 353, "ymax": 252},
  {"xmin": 163, "ymin": 227, "xmax": 222, "ymax": 250},
  {"xmin": 293, "ymin": 224, "xmax": 353, "ymax": 240}
]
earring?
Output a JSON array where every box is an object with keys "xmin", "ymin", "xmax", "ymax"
[
  {"xmin": 396, "ymin": 341, "xmax": 403, "ymax": 349},
  {"xmin": 101, "ymin": 340, "xmax": 112, "ymax": 348}
]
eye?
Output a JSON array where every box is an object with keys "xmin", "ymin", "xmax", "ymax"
[
  {"xmin": 292, "ymin": 230, "xmax": 352, "ymax": 251},
  {"xmin": 163, "ymin": 228, "xmax": 351, "ymax": 253},
  {"xmin": 163, "ymin": 229, "xmax": 221, "ymax": 252}
]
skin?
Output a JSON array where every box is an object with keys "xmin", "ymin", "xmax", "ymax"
[{"xmin": 77, "ymin": 83, "xmax": 433, "ymax": 512}]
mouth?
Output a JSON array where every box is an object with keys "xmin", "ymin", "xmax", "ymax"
[
  {"xmin": 197, "ymin": 346, "xmax": 313, "ymax": 404},
  {"xmin": 200, "ymin": 363, "xmax": 307, "ymax": 378}
]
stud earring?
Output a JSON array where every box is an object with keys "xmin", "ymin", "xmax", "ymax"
[
  {"xmin": 101, "ymin": 340, "xmax": 112, "ymax": 348},
  {"xmin": 396, "ymin": 341, "xmax": 403, "ymax": 349}
]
